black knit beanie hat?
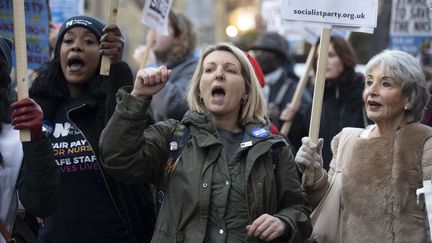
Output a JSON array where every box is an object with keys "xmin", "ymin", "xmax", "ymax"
[
  {"xmin": 0, "ymin": 36, "xmax": 13, "ymax": 73},
  {"xmin": 249, "ymin": 32, "xmax": 289, "ymax": 61},
  {"xmin": 54, "ymin": 15, "xmax": 106, "ymax": 57}
]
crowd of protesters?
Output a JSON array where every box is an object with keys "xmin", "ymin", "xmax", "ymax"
[{"xmin": 1, "ymin": 7, "xmax": 432, "ymax": 243}]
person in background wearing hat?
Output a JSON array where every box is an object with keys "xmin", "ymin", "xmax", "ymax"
[
  {"xmin": 133, "ymin": 10, "xmax": 199, "ymax": 121},
  {"xmin": 296, "ymin": 36, "xmax": 367, "ymax": 170},
  {"xmin": 0, "ymin": 35, "xmax": 59, "ymax": 243},
  {"xmin": 249, "ymin": 32, "xmax": 312, "ymax": 151},
  {"xmin": 29, "ymin": 16, "xmax": 155, "ymax": 243}
]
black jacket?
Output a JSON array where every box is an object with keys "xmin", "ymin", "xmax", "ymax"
[
  {"xmin": 267, "ymin": 70, "xmax": 312, "ymax": 151},
  {"xmin": 17, "ymin": 136, "xmax": 60, "ymax": 217},
  {"xmin": 31, "ymin": 62, "xmax": 155, "ymax": 243},
  {"xmin": 305, "ymin": 68, "xmax": 367, "ymax": 169}
]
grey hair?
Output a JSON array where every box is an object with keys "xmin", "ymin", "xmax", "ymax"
[{"xmin": 364, "ymin": 50, "xmax": 430, "ymax": 123}]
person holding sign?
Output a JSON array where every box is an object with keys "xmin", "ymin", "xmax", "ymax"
[
  {"xmin": 134, "ymin": 10, "xmax": 199, "ymax": 121},
  {"xmin": 295, "ymin": 36, "xmax": 367, "ymax": 170},
  {"xmin": 100, "ymin": 43, "xmax": 312, "ymax": 242},
  {"xmin": 296, "ymin": 50, "xmax": 432, "ymax": 242},
  {"xmin": 29, "ymin": 16, "xmax": 155, "ymax": 243},
  {"xmin": 249, "ymin": 32, "xmax": 312, "ymax": 151},
  {"xmin": 0, "ymin": 36, "xmax": 59, "ymax": 242}
]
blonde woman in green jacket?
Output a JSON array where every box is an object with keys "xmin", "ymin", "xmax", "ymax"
[{"xmin": 100, "ymin": 43, "xmax": 312, "ymax": 243}]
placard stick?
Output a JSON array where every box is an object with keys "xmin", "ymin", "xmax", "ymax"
[
  {"xmin": 13, "ymin": 0, "xmax": 30, "ymax": 141},
  {"xmin": 280, "ymin": 44, "xmax": 316, "ymax": 136},
  {"xmin": 303, "ymin": 28, "xmax": 331, "ymax": 187},
  {"xmin": 139, "ymin": 28, "xmax": 156, "ymax": 69},
  {"xmin": 100, "ymin": 0, "xmax": 120, "ymax": 76}
]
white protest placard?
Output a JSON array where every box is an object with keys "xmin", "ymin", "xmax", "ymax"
[
  {"xmin": 140, "ymin": 0, "xmax": 173, "ymax": 36},
  {"xmin": 298, "ymin": 24, "xmax": 321, "ymax": 45},
  {"xmin": 261, "ymin": 0, "xmax": 306, "ymax": 55},
  {"xmin": 261, "ymin": 0, "xmax": 284, "ymax": 33},
  {"xmin": 262, "ymin": 0, "xmax": 357, "ymax": 45},
  {"xmin": 389, "ymin": 0, "xmax": 432, "ymax": 55},
  {"xmin": 282, "ymin": 0, "xmax": 378, "ymax": 28},
  {"xmin": 390, "ymin": 0, "xmax": 431, "ymax": 36}
]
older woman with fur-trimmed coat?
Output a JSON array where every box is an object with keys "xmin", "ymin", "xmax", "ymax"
[{"xmin": 296, "ymin": 50, "xmax": 432, "ymax": 243}]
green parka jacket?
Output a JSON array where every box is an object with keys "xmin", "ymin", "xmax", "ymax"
[{"xmin": 100, "ymin": 88, "xmax": 312, "ymax": 243}]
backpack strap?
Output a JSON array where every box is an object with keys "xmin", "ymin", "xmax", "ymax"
[
  {"xmin": 270, "ymin": 147, "xmax": 281, "ymax": 170},
  {"xmin": 157, "ymin": 124, "xmax": 190, "ymax": 208}
]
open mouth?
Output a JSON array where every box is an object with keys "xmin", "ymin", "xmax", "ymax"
[
  {"xmin": 67, "ymin": 57, "xmax": 85, "ymax": 71},
  {"xmin": 211, "ymin": 87, "xmax": 225, "ymax": 97},
  {"xmin": 367, "ymin": 100, "xmax": 381, "ymax": 109}
]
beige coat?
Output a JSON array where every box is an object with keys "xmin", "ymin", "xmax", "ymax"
[{"xmin": 305, "ymin": 123, "xmax": 432, "ymax": 243}]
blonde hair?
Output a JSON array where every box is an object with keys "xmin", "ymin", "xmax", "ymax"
[{"xmin": 186, "ymin": 43, "xmax": 267, "ymax": 125}]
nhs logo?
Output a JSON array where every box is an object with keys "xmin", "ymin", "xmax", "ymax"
[{"xmin": 52, "ymin": 122, "xmax": 72, "ymax": 138}]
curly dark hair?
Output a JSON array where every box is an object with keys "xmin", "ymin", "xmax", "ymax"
[{"xmin": 0, "ymin": 57, "xmax": 12, "ymax": 166}]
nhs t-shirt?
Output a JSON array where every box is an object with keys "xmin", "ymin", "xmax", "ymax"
[{"xmin": 38, "ymin": 102, "xmax": 127, "ymax": 243}]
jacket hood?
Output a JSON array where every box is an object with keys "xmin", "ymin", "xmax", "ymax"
[
  {"xmin": 181, "ymin": 110, "xmax": 272, "ymax": 131},
  {"xmin": 181, "ymin": 110, "xmax": 216, "ymax": 134},
  {"xmin": 181, "ymin": 110, "xmax": 282, "ymax": 147}
]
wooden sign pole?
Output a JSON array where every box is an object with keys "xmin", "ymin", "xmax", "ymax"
[
  {"xmin": 13, "ymin": 0, "xmax": 31, "ymax": 141},
  {"xmin": 100, "ymin": 0, "xmax": 120, "ymax": 76},
  {"xmin": 303, "ymin": 28, "xmax": 331, "ymax": 187},
  {"xmin": 280, "ymin": 44, "xmax": 317, "ymax": 136},
  {"xmin": 139, "ymin": 28, "xmax": 156, "ymax": 69}
]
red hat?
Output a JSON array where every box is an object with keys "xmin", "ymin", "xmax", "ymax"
[
  {"xmin": 244, "ymin": 51, "xmax": 266, "ymax": 88},
  {"xmin": 244, "ymin": 52, "xmax": 280, "ymax": 135}
]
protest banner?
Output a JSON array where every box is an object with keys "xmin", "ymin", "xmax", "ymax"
[
  {"xmin": 13, "ymin": 0, "xmax": 31, "ymax": 141},
  {"xmin": 389, "ymin": 0, "xmax": 432, "ymax": 56},
  {"xmin": 140, "ymin": 0, "xmax": 172, "ymax": 36},
  {"xmin": 139, "ymin": 0, "xmax": 173, "ymax": 68},
  {"xmin": 0, "ymin": 0, "xmax": 49, "ymax": 71},
  {"xmin": 49, "ymin": 0, "xmax": 84, "ymax": 24},
  {"xmin": 261, "ymin": 1, "xmax": 351, "ymax": 136},
  {"xmin": 100, "ymin": 0, "xmax": 120, "ymax": 76},
  {"xmin": 283, "ymin": 0, "xmax": 377, "ymax": 28},
  {"xmin": 283, "ymin": 0, "xmax": 378, "ymax": 186},
  {"xmin": 261, "ymin": 0, "xmax": 306, "ymax": 56}
]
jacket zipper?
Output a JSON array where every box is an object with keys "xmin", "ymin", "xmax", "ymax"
[{"xmin": 66, "ymin": 104, "xmax": 128, "ymax": 232}]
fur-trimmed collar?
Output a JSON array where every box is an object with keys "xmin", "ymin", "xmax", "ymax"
[{"xmin": 341, "ymin": 123, "xmax": 432, "ymax": 242}]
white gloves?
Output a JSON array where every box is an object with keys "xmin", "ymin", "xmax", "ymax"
[{"xmin": 295, "ymin": 137, "xmax": 324, "ymax": 172}]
